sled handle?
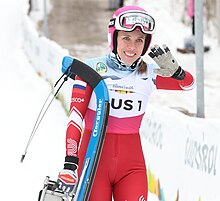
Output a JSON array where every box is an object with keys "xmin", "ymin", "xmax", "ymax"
[{"xmin": 62, "ymin": 56, "xmax": 103, "ymax": 89}]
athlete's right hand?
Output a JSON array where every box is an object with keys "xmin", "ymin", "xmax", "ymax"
[{"xmin": 57, "ymin": 156, "xmax": 79, "ymax": 195}]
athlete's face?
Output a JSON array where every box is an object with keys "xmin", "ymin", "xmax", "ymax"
[{"xmin": 117, "ymin": 30, "xmax": 146, "ymax": 65}]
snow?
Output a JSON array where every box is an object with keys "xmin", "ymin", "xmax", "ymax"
[
  {"xmin": 0, "ymin": 0, "xmax": 219, "ymax": 201},
  {"xmin": 0, "ymin": 0, "xmax": 67, "ymax": 200}
]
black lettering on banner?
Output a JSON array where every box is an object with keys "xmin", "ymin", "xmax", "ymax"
[
  {"xmin": 141, "ymin": 115, "xmax": 163, "ymax": 149},
  {"xmin": 184, "ymin": 137, "xmax": 218, "ymax": 175}
]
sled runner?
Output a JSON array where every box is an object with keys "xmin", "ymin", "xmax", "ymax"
[{"xmin": 38, "ymin": 56, "xmax": 110, "ymax": 201}]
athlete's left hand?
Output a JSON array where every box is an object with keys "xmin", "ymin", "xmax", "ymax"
[{"xmin": 148, "ymin": 44, "xmax": 180, "ymax": 77}]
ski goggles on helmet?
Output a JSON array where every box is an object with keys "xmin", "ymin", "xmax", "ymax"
[{"xmin": 109, "ymin": 11, "xmax": 155, "ymax": 34}]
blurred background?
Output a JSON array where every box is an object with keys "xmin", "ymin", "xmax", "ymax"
[{"xmin": 29, "ymin": 0, "xmax": 220, "ymax": 58}]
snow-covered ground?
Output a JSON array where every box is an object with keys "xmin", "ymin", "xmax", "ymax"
[
  {"xmin": 0, "ymin": 0, "xmax": 67, "ymax": 200},
  {"xmin": 0, "ymin": 0, "xmax": 219, "ymax": 201}
]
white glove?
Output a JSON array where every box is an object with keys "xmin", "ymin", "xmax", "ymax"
[
  {"xmin": 148, "ymin": 44, "xmax": 185, "ymax": 79},
  {"xmin": 57, "ymin": 156, "xmax": 79, "ymax": 196}
]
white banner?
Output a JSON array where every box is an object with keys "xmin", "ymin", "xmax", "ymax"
[{"xmin": 140, "ymin": 105, "xmax": 220, "ymax": 201}]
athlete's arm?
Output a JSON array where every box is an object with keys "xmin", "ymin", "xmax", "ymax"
[
  {"xmin": 148, "ymin": 44, "xmax": 195, "ymax": 90},
  {"xmin": 155, "ymin": 70, "xmax": 195, "ymax": 90},
  {"xmin": 66, "ymin": 76, "xmax": 93, "ymax": 157}
]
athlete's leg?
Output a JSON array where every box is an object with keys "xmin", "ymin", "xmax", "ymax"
[
  {"xmin": 112, "ymin": 134, "xmax": 148, "ymax": 201},
  {"xmin": 88, "ymin": 162, "xmax": 112, "ymax": 201},
  {"xmin": 113, "ymin": 170, "xmax": 148, "ymax": 201},
  {"xmin": 78, "ymin": 130, "xmax": 113, "ymax": 201}
]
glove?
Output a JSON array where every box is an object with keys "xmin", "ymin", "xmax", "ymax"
[
  {"xmin": 57, "ymin": 156, "xmax": 79, "ymax": 195},
  {"xmin": 148, "ymin": 44, "xmax": 186, "ymax": 80}
]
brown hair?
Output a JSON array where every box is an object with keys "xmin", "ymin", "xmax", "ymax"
[{"xmin": 137, "ymin": 60, "xmax": 148, "ymax": 74}]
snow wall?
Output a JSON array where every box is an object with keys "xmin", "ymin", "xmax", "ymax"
[
  {"xmin": 21, "ymin": 4, "xmax": 72, "ymax": 111},
  {"xmin": 21, "ymin": 4, "xmax": 220, "ymax": 201}
]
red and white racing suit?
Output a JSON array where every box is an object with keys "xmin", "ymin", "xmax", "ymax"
[{"xmin": 65, "ymin": 55, "xmax": 194, "ymax": 201}]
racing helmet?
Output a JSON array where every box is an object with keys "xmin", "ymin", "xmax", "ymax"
[{"xmin": 108, "ymin": 5, "xmax": 155, "ymax": 56}]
